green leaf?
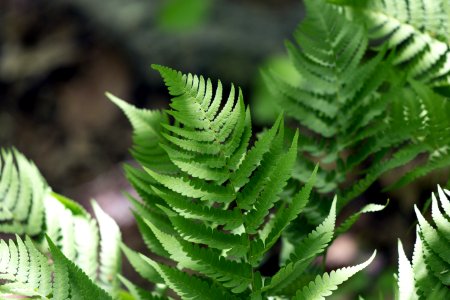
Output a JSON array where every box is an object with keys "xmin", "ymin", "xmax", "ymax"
[
  {"xmin": 0, "ymin": 149, "xmax": 47, "ymax": 236},
  {"xmin": 266, "ymin": 197, "xmax": 337, "ymax": 293},
  {"xmin": 143, "ymin": 255, "xmax": 237, "ymax": 300},
  {"xmin": 93, "ymin": 201, "xmax": 122, "ymax": 297},
  {"xmin": 107, "ymin": 93, "xmax": 177, "ymax": 174},
  {"xmin": 47, "ymin": 236, "xmax": 113, "ymax": 300},
  {"xmin": 293, "ymin": 251, "xmax": 376, "ymax": 299},
  {"xmin": 397, "ymin": 240, "xmax": 419, "ymax": 300},
  {"xmin": 335, "ymin": 200, "xmax": 389, "ymax": 235},
  {"xmin": 0, "ymin": 236, "xmax": 52, "ymax": 298}
]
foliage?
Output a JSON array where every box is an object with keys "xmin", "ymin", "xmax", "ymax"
[
  {"xmin": 110, "ymin": 65, "xmax": 377, "ymax": 299},
  {"xmin": 329, "ymin": 0, "xmax": 450, "ymax": 89},
  {"xmin": 262, "ymin": 0, "xmax": 450, "ymax": 210},
  {"xmin": 397, "ymin": 186, "xmax": 450, "ymax": 299},
  {"xmin": 0, "ymin": 149, "xmax": 121, "ymax": 298},
  {"xmin": 1, "ymin": 0, "xmax": 450, "ymax": 298},
  {"xmin": 0, "ymin": 236, "xmax": 112, "ymax": 299}
]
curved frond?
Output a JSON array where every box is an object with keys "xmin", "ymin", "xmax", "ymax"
[{"xmin": 293, "ymin": 251, "xmax": 376, "ymax": 300}]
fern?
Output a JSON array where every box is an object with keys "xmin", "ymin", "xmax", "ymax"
[
  {"xmin": 293, "ymin": 251, "xmax": 376, "ymax": 300},
  {"xmin": 0, "ymin": 149, "xmax": 47, "ymax": 236},
  {"xmin": 263, "ymin": 0, "xmax": 450, "ymax": 212},
  {"xmin": 330, "ymin": 0, "xmax": 450, "ymax": 88},
  {"xmin": 111, "ymin": 65, "xmax": 376, "ymax": 298},
  {"xmin": 0, "ymin": 236, "xmax": 52, "ymax": 298},
  {"xmin": 264, "ymin": 0, "xmax": 389, "ymax": 196},
  {"xmin": 0, "ymin": 235, "xmax": 112, "ymax": 299},
  {"xmin": 2, "ymin": 0, "xmax": 449, "ymax": 297},
  {"xmin": 0, "ymin": 149, "xmax": 122, "ymax": 298},
  {"xmin": 396, "ymin": 185, "xmax": 450, "ymax": 299}
]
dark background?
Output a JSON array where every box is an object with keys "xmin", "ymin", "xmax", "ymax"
[{"xmin": 0, "ymin": 1, "xmax": 446, "ymax": 298}]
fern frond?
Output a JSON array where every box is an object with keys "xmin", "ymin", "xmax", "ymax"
[
  {"xmin": 47, "ymin": 236, "xmax": 113, "ymax": 300},
  {"xmin": 265, "ymin": 0, "xmax": 385, "ymax": 138},
  {"xmin": 261, "ymin": 0, "xmax": 400, "ymax": 205},
  {"xmin": 266, "ymin": 197, "xmax": 337, "ymax": 294},
  {"xmin": 293, "ymin": 251, "xmax": 376, "ymax": 300},
  {"xmin": 0, "ymin": 236, "xmax": 113, "ymax": 300},
  {"xmin": 143, "ymin": 255, "xmax": 238, "ymax": 300},
  {"xmin": 397, "ymin": 240, "xmax": 419, "ymax": 300},
  {"xmin": 261, "ymin": 0, "xmax": 450, "ymax": 215},
  {"xmin": 0, "ymin": 236, "xmax": 51, "ymax": 298},
  {"xmin": 113, "ymin": 65, "xmax": 375, "ymax": 298},
  {"xmin": 107, "ymin": 93, "xmax": 177, "ymax": 174},
  {"xmin": 332, "ymin": 0, "xmax": 450, "ymax": 86},
  {"xmin": 93, "ymin": 201, "xmax": 122, "ymax": 296},
  {"xmin": 0, "ymin": 149, "xmax": 46, "ymax": 236},
  {"xmin": 335, "ymin": 200, "xmax": 389, "ymax": 235},
  {"xmin": 147, "ymin": 220, "xmax": 253, "ymax": 293},
  {"xmin": 0, "ymin": 148, "xmax": 122, "ymax": 298},
  {"xmin": 397, "ymin": 186, "xmax": 450, "ymax": 298}
]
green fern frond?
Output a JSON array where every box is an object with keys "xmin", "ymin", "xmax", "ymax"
[
  {"xmin": 397, "ymin": 185, "xmax": 450, "ymax": 298},
  {"xmin": 107, "ymin": 93, "xmax": 177, "ymax": 174},
  {"xmin": 92, "ymin": 201, "xmax": 122, "ymax": 297},
  {"xmin": 293, "ymin": 251, "xmax": 376, "ymax": 300},
  {"xmin": 336, "ymin": 200, "xmax": 389, "ymax": 235},
  {"xmin": 342, "ymin": 82, "xmax": 450, "ymax": 205},
  {"xmin": 0, "ymin": 148, "xmax": 122, "ymax": 298},
  {"xmin": 262, "ymin": 0, "xmax": 449, "ymax": 215},
  {"xmin": 113, "ymin": 65, "xmax": 375, "ymax": 299},
  {"xmin": 47, "ymin": 236, "xmax": 113, "ymax": 300},
  {"xmin": 0, "ymin": 149, "xmax": 47, "ymax": 236},
  {"xmin": 397, "ymin": 240, "xmax": 419, "ymax": 300},
  {"xmin": 331, "ymin": 0, "xmax": 450, "ymax": 86},
  {"xmin": 266, "ymin": 197, "xmax": 337, "ymax": 294},
  {"xmin": 144, "ymin": 255, "xmax": 238, "ymax": 300},
  {"xmin": 0, "ymin": 236, "xmax": 113, "ymax": 300},
  {"xmin": 262, "ymin": 0, "xmax": 396, "ymax": 205},
  {"xmin": 0, "ymin": 236, "xmax": 51, "ymax": 298},
  {"xmin": 265, "ymin": 0, "xmax": 386, "ymax": 138}
]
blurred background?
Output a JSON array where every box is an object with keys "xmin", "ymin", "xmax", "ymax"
[{"xmin": 0, "ymin": 0, "xmax": 446, "ymax": 299}]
